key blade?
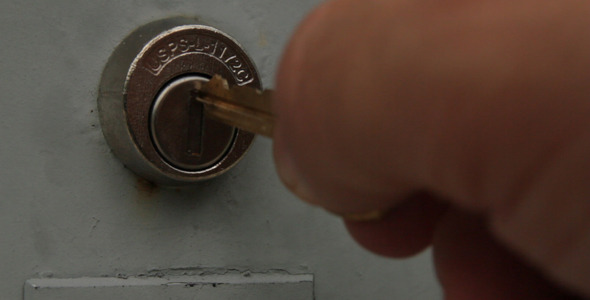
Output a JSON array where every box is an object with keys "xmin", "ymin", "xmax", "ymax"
[{"xmin": 194, "ymin": 75, "xmax": 275, "ymax": 137}]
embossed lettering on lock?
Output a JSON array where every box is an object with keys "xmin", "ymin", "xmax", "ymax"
[
  {"xmin": 143, "ymin": 34, "xmax": 255, "ymax": 85},
  {"xmin": 98, "ymin": 18, "xmax": 261, "ymax": 185}
]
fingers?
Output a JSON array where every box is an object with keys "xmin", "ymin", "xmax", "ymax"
[
  {"xmin": 433, "ymin": 210, "xmax": 584, "ymax": 300},
  {"xmin": 273, "ymin": 0, "xmax": 428, "ymax": 214},
  {"xmin": 274, "ymin": 0, "xmax": 590, "ymax": 212},
  {"xmin": 344, "ymin": 192, "xmax": 448, "ymax": 258},
  {"xmin": 273, "ymin": 0, "xmax": 590, "ymax": 296}
]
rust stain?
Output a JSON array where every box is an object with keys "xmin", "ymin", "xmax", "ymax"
[
  {"xmin": 133, "ymin": 177, "xmax": 160, "ymax": 220},
  {"xmin": 135, "ymin": 177, "xmax": 159, "ymax": 198}
]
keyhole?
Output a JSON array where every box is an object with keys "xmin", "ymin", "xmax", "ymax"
[
  {"xmin": 187, "ymin": 90, "xmax": 204, "ymax": 157},
  {"xmin": 150, "ymin": 75, "xmax": 236, "ymax": 171}
]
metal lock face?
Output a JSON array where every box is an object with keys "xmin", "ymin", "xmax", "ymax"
[
  {"xmin": 151, "ymin": 75, "xmax": 236, "ymax": 171},
  {"xmin": 98, "ymin": 18, "xmax": 261, "ymax": 185}
]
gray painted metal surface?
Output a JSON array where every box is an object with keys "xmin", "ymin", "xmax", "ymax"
[
  {"xmin": 25, "ymin": 274, "xmax": 313, "ymax": 299},
  {"xmin": 0, "ymin": 1, "xmax": 442, "ymax": 299}
]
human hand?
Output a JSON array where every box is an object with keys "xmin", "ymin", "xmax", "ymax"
[{"xmin": 272, "ymin": 0, "xmax": 590, "ymax": 299}]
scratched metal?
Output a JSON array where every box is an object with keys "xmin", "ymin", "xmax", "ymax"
[{"xmin": 25, "ymin": 274, "xmax": 313, "ymax": 300}]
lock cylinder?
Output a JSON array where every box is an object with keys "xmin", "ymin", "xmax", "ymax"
[
  {"xmin": 98, "ymin": 18, "xmax": 261, "ymax": 185},
  {"xmin": 150, "ymin": 75, "xmax": 236, "ymax": 171}
]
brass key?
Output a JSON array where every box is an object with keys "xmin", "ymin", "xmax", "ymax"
[{"xmin": 193, "ymin": 75, "xmax": 275, "ymax": 137}]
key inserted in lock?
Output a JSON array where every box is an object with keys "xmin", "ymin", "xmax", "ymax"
[
  {"xmin": 151, "ymin": 75, "xmax": 236, "ymax": 171},
  {"xmin": 98, "ymin": 19, "xmax": 261, "ymax": 185}
]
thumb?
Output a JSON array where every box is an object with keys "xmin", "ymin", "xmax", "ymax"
[{"xmin": 273, "ymin": 0, "xmax": 590, "ymax": 296}]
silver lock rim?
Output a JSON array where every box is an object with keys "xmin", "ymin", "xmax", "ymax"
[{"xmin": 98, "ymin": 18, "xmax": 261, "ymax": 186}]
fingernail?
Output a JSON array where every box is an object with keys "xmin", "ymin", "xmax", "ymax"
[{"xmin": 274, "ymin": 129, "xmax": 317, "ymax": 203}]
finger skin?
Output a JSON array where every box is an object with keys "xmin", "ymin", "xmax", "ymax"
[
  {"xmin": 273, "ymin": 0, "xmax": 590, "ymax": 296},
  {"xmin": 344, "ymin": 192, "xmax": 448, "ymax": 258}
]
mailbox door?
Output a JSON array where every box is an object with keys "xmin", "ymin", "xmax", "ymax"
[{"xmin": 0, "ymin": 1, "xmax": 441, "ymax": 299}]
